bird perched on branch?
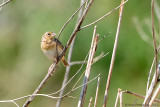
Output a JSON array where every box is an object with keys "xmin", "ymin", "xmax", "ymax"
[{"xmin": 41, "ymin": 32, "xmax": 69, "ymax": 66}]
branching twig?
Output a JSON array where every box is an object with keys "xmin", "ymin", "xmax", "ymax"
[
  {"xmin": 0, "ymin": 74, "xmax": 100, "ymax": 105},
  {"xmin": 78, "ymin": 26, "xmax": 99, "ymax": 107},
  {"xmin": 80, "ymin": 0, "xmax": 128, "ymax": 30},
  {"xmin": 57, "ymin": 0, "xmax": 86, "ymax": 39},
  {"xmin": 56, "ymin": 0, "xmax": 85, "ymax": 106},
  {"xmin": 146, "ymin": 45, "xmax": 160, "ymax": 94},
  {"xmin": 22, "ymin": 0, "xmax": 94, "ymax": 106},
  {"xmin": 103, "ymin": 0, "xmax": 124, "ymax": 106},
  {"xmin": 143, "ymin": 62, "xmax": 160, "ymax": 106}
]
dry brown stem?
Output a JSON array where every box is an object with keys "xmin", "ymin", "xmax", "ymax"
[
  {"xmin": 103, "ymin": 0, "xmax": 124, "ymax": 106},
  {"xmin": 78, "ymin": 25, "xmax": 99, "ymax": 107}
]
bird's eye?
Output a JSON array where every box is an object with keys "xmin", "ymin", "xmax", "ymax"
[{"xmin": 48, "ymin": 33, "xmax": 51, "ymax": 35}]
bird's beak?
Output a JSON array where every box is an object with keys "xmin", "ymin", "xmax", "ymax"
[{"xmin": 51, "ymin": 32, "xmax": 56, "ymax": 37}]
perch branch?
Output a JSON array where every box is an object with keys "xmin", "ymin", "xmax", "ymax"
[
  {"xmin": 103, "ymin": 0, "xmax": 124, "ymax": 106},
  {"xmin": 56, "ymin": 0, "xmax": 85, "ymax": 107},
  {"xmin": 22, "ymin": 0, "xmax": 94, "ymax": 106}
]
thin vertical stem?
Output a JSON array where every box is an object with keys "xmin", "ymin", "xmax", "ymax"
[
  {"xmin": 151, "ymin": 0, "xmax": 158, "ymax": 82},
  {"xmin": 94, "ymin": 77, "xmax": 100, "ymax": 107},
  {"xmin": 78, "ymin": 26, "xmax": 99, "ymax": 107},
  {"xmin": 56, "ymin": 0, "xmax": 85, "ymax": 107},
  {"xmin": 120, "ymin": 92, "xmax": 123, "ymax": 107},
  {"xmin": 103, "ymin": 0, "xmax": 124, "ymax": 107}
]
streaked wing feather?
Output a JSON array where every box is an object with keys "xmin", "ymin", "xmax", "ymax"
[{"xmin": 54, "ymin": 38, "xmax": 64, "ymax": 49}]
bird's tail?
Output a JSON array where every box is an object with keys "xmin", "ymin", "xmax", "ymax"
[{"xmin": 61, "ymin": 56, "xmax": 69, "ymax": 66}]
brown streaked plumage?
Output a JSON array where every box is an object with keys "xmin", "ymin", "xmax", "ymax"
[{"xmin": 41, "ymin": 32, "xmax": 69, "ymax": 66}]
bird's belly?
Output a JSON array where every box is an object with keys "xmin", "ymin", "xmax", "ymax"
[{"xmin": 43, "ymin": 48, "xmax": 61, "ymax": 61}]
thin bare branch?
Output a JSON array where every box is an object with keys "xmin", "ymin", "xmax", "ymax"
[
  {"xmin": 78, "ymin": 26, "xmax": 99, "ymax": 107},
  {"xmin": 58, "ymin": 0, "xmax": 94, "ymax": 61},
  {"xmin": 22, "ymin": 63, "xmax": 57, "ymax": 107},
  {"xmin": 149, "ymin": 84, "xmax": 160, "ymax": 106},
  {"xmin": 70, "ymin": 52, "xmax": 108, "ymax": 66},
  {"xmin": 103, "ymin": 0, "xmax": 124, "ymax": 106},
  {"xmin": 56, "ymin": 0, "xmax": 85, "ymax": 107},
  {"xmin": 57, "ymin": 0, "xmax": 86, "ymax": 39},
  {"xmin": 123, "ymin": 90, "xmax": 160, "ymax": 103},
  {"xmin": 0, "ymin": 74, "xmax": 100, "ymax": 104},
  {"xmin": 97, "ymin": 32, "xmax": 111, "ymax": 44},
  {"xmin": 0, "ymin": 0, "xmax": 12, "ymax": 8},
  {"xmin": 94, "ymin": 77, "xmax": 100, "ymax": 107},
  {"xmin": 80, "ymin": 0, "xmax": 128, "ymax": 30}
]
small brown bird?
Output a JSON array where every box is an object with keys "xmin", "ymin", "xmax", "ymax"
[{"xmin": 41, "ymin": 32, "xmax": 69, "ymax": 66}]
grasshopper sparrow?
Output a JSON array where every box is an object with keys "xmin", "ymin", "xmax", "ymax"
[{"xmin": 41, "ymin": 32, "xmax": 69, "ymax": 66}]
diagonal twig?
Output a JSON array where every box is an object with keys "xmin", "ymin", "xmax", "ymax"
[
  {"xmin": 56, "ymin": 0, "xmax": 85, "ymax": 107},
  {"xmin": 0, "ymin": 0, "xmax": 12, "ymax": 8},
  {"xmin": 80, "ymin": 0, "xmax": 128, "ymax": 30},
  {"xmin": 22, "ymin": 0, "xmax": 94, "ymax": 106},
  {"xmin": 122, "ymin": 90, "xmax": 160, "ymax": 103}
]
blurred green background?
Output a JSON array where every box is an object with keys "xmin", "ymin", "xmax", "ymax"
[{"xmin": 0, "ymin": 0, "xmax": 160, "ymax": 107}]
